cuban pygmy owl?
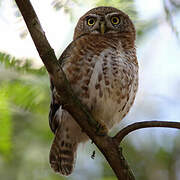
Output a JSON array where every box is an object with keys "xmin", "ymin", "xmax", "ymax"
[{"xmin": 49, "ymin": 6, "xmax": 138, "ymax": 176}]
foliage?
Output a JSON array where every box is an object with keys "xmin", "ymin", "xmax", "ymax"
[
  {"xmin": 0, "ymin": 89, "xmax": 12, "ymax": 159},
  {"xmin": 0, "ymin": 53, "xmax": 46, "ymax": 76},
  {"xmin": 0, "ymin": 52, "xmax": 57, "ymax": 179}
]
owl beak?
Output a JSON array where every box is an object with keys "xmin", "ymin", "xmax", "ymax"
[{"xmin": 100, "ymin": 21, "xmax": 105, "ymax": 34}]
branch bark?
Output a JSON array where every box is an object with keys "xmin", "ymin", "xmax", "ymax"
[
  {"xmin": 114, "ymin": 121, "xmax": 180, "ymax": 143},
  {"xmin": 14, "ymin": 1, "xmax": 180, "ymax": 180}
]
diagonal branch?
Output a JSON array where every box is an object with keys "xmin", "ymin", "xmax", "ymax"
[
  {"xmin": 14, "ymin": 0, "xmax": 135, "ymax": 179},
  {"xmin": 114, "ymin": 121, "xmax": 180, "ymax": 143}
]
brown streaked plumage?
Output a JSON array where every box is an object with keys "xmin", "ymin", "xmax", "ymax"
[{"xmin": 49, "ymin": 6, "xmax": 138, "ymax": 176}]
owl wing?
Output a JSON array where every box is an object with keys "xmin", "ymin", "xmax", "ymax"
[
  {"xmin": 49, "ymin": 79, "xmax": 60, "ymax": 133},
  {"xmin": 48, "ymin": 38, "xmax": 79, "ymax": 134},
  {"xmin": 49, "ymin": 34, "xmax": 108, "ymax": 133},
  {"xmin": 49, "ymin": 37, "xmax": 91, "ymax": 175}
]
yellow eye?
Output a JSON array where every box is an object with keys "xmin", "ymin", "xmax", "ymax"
[
  {"xmin": 87, "ymin": 18, "xmax": 96, "ymax": 26},
  {"xmin": 111, "ymin": 16, "xmax": 120, "ymax": 25}
]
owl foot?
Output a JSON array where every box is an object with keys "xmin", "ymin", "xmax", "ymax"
[
  {"xmin": 118, "ymin": 146, "xmax": 122, "ymax": 154},
  {"xmin": 95, "ymin": 122, "xmax": 108, "ymax": 136}
]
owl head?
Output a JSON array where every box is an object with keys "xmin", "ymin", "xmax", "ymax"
[{"xmin": 73, "ymin": 6, "xmax": 135, "ymax": 40}]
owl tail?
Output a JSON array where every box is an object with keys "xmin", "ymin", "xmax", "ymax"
[
  {"xmin": 49, "ymin": 121, "xmax": 77, "ymax": 176},
  {"xmin": 49, "ymin": 110, "xmax": 88, "ymax": 176},
  {"xmin": 49, "ymin": 126, "xmax": 78, "ymax": 176}
]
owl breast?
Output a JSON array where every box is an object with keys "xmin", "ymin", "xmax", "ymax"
[{"xmin": 62, "ymin": 34, "xmax": 138, "ymax": 131}]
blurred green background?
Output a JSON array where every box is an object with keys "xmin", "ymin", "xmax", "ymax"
[{"xmin": 0, "ymin": 0, "xmax": 180, "ymax": 179}]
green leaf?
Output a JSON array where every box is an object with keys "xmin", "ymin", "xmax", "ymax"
[
  {"xmin": 0, "ymin": 88, "xmax": 12, "ymax": 158},
  {"xmin": 0, "ymin": 52, "xmax": 47, "ymax": 76}
]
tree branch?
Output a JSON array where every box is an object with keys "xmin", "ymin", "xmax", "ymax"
[{"xmin": 114, "ymin": 121, "xmax": 180, "ymax": 143}]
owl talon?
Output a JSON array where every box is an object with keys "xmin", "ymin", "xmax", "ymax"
[
  {"xmin": 118, "ymin": 146, "xmax": 122, "ymax": 154},
  {"xmin": 95, "ymin": 123, "xmax": 108, "ymax": 136}
]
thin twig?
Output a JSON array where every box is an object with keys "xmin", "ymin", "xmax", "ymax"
[{"xmin": 114, "ymin": 121, "xmax": 180, "ymax": 143}]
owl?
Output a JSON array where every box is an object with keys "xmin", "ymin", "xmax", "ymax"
[{"xmin": 49, "ymin": 6, "xmax": 138, "ymax": 176}]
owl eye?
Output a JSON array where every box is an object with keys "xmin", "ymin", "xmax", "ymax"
[
  {"xmin": 111, "ymin": 16, "xmax": 120, "ymax": 25},
  {"xmin": 87, "ymin": 17, "xmax": 96, "ymax": 26}
]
